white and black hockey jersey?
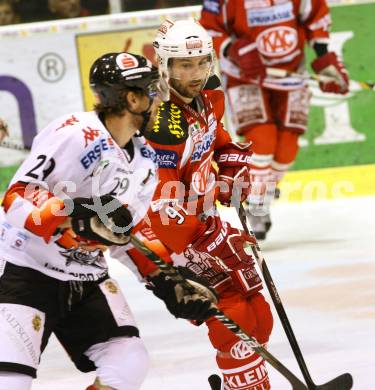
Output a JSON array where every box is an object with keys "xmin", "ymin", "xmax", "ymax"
[{"xmin": 0, "ymin": 111, "xmax": 158, "ymax": 281}]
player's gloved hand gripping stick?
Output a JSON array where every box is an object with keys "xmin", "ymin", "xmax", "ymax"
[{"xmin": 130, "ymin": 234, "xmax": 311, "ymax": 390}]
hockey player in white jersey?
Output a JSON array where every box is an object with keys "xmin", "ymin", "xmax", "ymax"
[{"xmin": 0, "ymin": 52, "xmax": 217, "ymax": 390}]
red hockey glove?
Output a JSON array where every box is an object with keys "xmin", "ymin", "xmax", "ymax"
[
  {"xmin": 215, "ymin": 142, "xmax": 252, "ymax": 207},
  {"xmin": 192, "ymin": 216, "xmax": 262, "ymax": 296},
  {"xmin": 311, "ymin": 52, "xmax": 349, "ymax": 94},
  {"xmin": 227, "ymin": 39, "xmax": 266, "ymax": 81}
]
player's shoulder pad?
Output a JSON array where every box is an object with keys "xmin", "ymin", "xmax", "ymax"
[
  {"xmin": 203, "ymin": 88, "xmax": 225, "ymax": 117},
  {"xmin": 146, "ymin": 101, "xmax": 189, "ymax": 145},
  {"xmin": 204, "ymin": 74, "xmax": 222, "ymax": 90}
]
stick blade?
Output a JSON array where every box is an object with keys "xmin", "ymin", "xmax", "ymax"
[
  {"xmin": 208, "ymin": 374, "xmax": 222, "ymax": 390},
  {"xmin": 316, "ymin": 373, "xmax": 353, "ymax": 390}
]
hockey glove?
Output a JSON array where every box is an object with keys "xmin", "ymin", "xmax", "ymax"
[
  {"xmin": 147, "ymin": 270, "xmax": 218, "ymax": 321},
  {"xmin": 311, "ymin": 52, "xmax": 349, "ymax": 94},
  {"xmin": 215, "ymin": 142, "xmax": 252, "ymax": 206},
  {"xmin": 69, "ymin": 195, "xmax": 133, "ymax": 246},
  {"xmin": 227, "ymin": 39, "xmax": 265, "ymax": 81},
  {"xmin": 192, "ymin": 216, "xmax": 263, "ymax": 297}
]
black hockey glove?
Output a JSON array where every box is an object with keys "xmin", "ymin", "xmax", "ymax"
[
  {"xmin": 147, "ymin": 270, "xmax": 218, "ymax": 321},
  {"xmin": 69, "ymin": 195, "xmax": 133, "ymax": 246}
]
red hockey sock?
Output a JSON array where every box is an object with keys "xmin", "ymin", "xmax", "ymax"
[{"xmin": 217, "ymin": 351, "xmax": 271, "ymax": 389}]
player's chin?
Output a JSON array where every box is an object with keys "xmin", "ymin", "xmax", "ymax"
[{"xmin": 188, "ymin": 85, "xmax": 203, "ymax": 97}]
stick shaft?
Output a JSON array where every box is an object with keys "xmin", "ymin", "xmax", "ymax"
[{"xmin": 130, "ymin": 235, "xmax": 307, "ymax": 390}]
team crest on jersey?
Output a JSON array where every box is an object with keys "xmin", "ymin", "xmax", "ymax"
[
  {"xmin": 104, "ymin": 280, "xmax": 118, "ymax": 294},
  {"xmin": 59, "ymin": 247, "xmax": 104, "ymax": 267},
  {"xmin": 32, "ymin": 314, "xmax": 42, "ymax": 332},
  {"xmin": 256, "ymin": 26, "xmax": 298, "ymax": 57},
  {"xmin": 230, "ymin": 340, "xmax": 256, "ymax": 360},
  {"xmin": 191, "ymin": 152, "xmax": 214, "ymax": 195}
]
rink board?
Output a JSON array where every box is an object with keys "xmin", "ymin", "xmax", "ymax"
[{"xmin": 1, "ymin": 2, "xmax": 375, "ymax": 195}]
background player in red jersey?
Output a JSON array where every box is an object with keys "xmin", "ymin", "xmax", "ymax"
[
  {"xmin": 125, "ymin": 19, "xmax": 274, "ymax": 390},
  {"xmin": 200, "ymin": 0, "xmax": 349, "ymax": 239}
]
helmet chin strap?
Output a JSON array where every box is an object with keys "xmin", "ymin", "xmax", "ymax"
[{"xmin": 126, "ymin": 95, "xmax": 154, "ymax": 135}]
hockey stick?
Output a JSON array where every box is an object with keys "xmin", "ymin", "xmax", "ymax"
[
  {"xmin": 236, "ymin": 202, "xmax": 353, "ymax": 390},
  {"xmin": 266, "ymin": 67, "xmax": 375, "ymax": 92},
  {"xmin": 0, "ymin": 139, "xmax": 29, "ymax": 151},
  {"xmin": 130, "ymin": 235, "xmax": 308, "ymax": 390}
]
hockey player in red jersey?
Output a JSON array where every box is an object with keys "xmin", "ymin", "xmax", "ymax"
[
  {"xmin": 124, "ymin": 19, "xmax": 274, "ymax": 389},
  {"xmin": 200, "ymin": 0, "xmax": 349, "ymax": 239},
  {"xmin": 0, "ymin": 52, "xmax": 217, "ymax": 390}
]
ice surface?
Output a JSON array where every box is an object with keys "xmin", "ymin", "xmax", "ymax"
[{"xmin": 33, "ymin": 196, "xmax": 375, "ymax": 389}]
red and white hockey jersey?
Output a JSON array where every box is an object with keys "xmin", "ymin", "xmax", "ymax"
[
  {"xmin": 0, "ymin": 111, "xmax": 158, "ymax": 281},
  {"xmin": 200, "ymin": 0, "xmax": 331, "ymax": 86}
]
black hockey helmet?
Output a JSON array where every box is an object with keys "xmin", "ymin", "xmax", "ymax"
[{"xmin": 89, "ymin": 52, "xmax": 159, "ymax": 112}]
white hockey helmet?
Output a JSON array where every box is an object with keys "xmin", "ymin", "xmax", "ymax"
[{"xmin": 153, "ymin": 19, "xmax": 214, "ymax": 76}]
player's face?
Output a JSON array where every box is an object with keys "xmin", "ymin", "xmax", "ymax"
[
  {"xmin": 169, "ymin": 55, "xmax": 212, "ymax": 98},
  {"xmin": 50, "ymin": 0, "xmax": 81, "ymax": 18},
  {"xmin": 0, "ymin": 4, "xmax": 16, "ymax": 25}
]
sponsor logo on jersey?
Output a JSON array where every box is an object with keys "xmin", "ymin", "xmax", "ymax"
[
  {"xmin": 80, "ymin": 137, "xmax": 115, "ymax": 169},
  {"xmin": 152, "ymin": 102, "xmax": 185, "ymax": 139},
  {"xmin": 247, "ymin": 2, "xmax": 294, "ymax": 26},
  {"xmin": 256, "ymin": 26, "xmax": 298, "ymax": 57},
  {"xmin": 32, "ymin": 314, "xmax": 42, "ymax": 332},
  {"xmin": 191, "ymin": 123, "xmax": 204, "ymax": 143},
  {"xmin": 141, "ymin": 147, "xmax": 178, "ymax": 169},
  {"xmin": 10, "ymin": 232, "xmax": 29, "ymax": 251},
  {"xmin": 230, "ymin": 340, "xmax": 256, "ymax": 360},
  {"xmin": 55, "ymin": 114, "xmax": 79, "ymax": 131},
  {"xmin": 203, "ymin": 0, "xmax": 220, "ymax": 14},
  {"xmin": 225, "ymin": 360, "xmax": 268, "ymax": 388},
  {"xmin": 191, "ymin": 132, "xmax": 214, "ymax": 162},
  {"xmin": 207, "ymin": 113, "xmax": 217, "ymax": 132},
  {"xmin": 0, "ymin": 221, "xmax": 11, "ymax": 241},
  {"xmin": 82, "ymin": 126, "xmax": 102, "ymax": 147}
]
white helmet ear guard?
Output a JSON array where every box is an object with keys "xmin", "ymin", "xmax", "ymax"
[{"xmin": 153, "ymin": 19, "xmax": 215, "ymax": 99}]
